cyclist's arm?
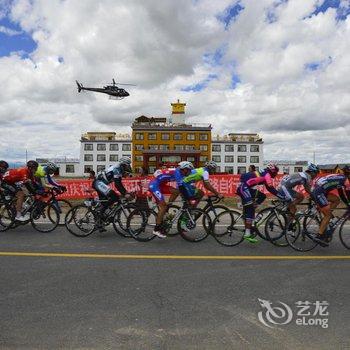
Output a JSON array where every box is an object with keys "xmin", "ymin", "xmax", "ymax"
[
  {"xmin": 338, "ymin": 187, "xmax": 350, "ymax": 207},
  {"xmin": 304, "ymin": 183, "xmax": 312, "ymax": 195},
  {"xmin": 114, "ymin": 177, "xmax": 127, "ymax": 196},
  {"xmin": 203, "ymin": 180, "xmax": 221, "ymax": 197},
  {"xmin": 47, "ymin": 173, "xmax": 60, "ymax": 188}
]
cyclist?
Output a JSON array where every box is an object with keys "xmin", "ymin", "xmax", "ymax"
[
  {"xmin": 149, "ymin": 161, "xmax": 194, "ymax": 238},
  {"xmin": 181, "ymin": 161, "xmax": 223, "ymax": 202},
  {"xmin": 2, "ymin": 160, "xmax": 39, "ymax": 221},
  {"xmin": 311, "ymin": 166, "xmax": 350, "ymax": 246},
  {"xmin": 92, "ymin": 156, "xmax": 133, "ymax": 220},
  {"xmin": 237, "ymin": 163, "xmax": 285, "ymax": 243},
  {"xmin": 34, "ymin": 161, "xmax": 66, "ymax": 193},
  {"xmin": 0, "ymin": 160, "xmax": 9, "ymax": 186},
  {"xmin": 278, "ymin": 163, "xmax": 320, "ymax": 224}
]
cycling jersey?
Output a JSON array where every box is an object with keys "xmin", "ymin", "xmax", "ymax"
[
  {"xmin": 149, "ymin": 168, "xmax": 185, "ymax": 202},
  {"xmin": 2, "ymin": 167, "xmax": 34, "ymax": 185},
  {"xmin": 278, "ymin": 172, "xmax": 311, "ymax": 201},
  {"xmin": 34, "ymin": 165, "xmax": 60, "ymax": 188},
  {"xmin": 183, "ymin": 167, "xmax": 210, "ymax": 183},
  {"xmin": 94, "ymin": 162, "xmax": 126, "ymax": 196},
  {"xmin": 239, "ymin": 170, "xmax": 280, "ymax": 197}
]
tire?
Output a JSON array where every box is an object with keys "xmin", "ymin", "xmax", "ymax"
[
  {"xmin": 286, "ymin": 215, "xmax": 318, "ymax": 252},
  {"xmin": 126, "ymin": 208, "xmax": 157, "ymax": 242},
  {"xmin": 31, "ymin": 201, "xmax": 59, "ymax": 232},
  {"xmin": 212, "ymin": 209, "xmax": 245, "ymax": 247},
  {"xmin": 0, "ymin": 203, "xmax": 16, "ymax": 232},
  {"xmin": 177, "ymin": 208, "xmax": 210, "ymax": 242},
  {"xmin": 254, "ymin": 207, "xmax": 277, "ymax": 240},
  {"xmin": 65, "ymin": 205, "xmax": 96, "ymax": 237},
  {"xmin": 112, "ymin": 204, "xmax": 137, "ymax": 238},
  {"xmin": 203, "ymin": 204, "xmax": 230, "ymax": 232},
  {"xmin": 339, "ymin": 216, "xmax": 350, "ymax": 249},
  {"xmin": 264, "ymin": 210, "xmax": 288, "ymax": 245}
]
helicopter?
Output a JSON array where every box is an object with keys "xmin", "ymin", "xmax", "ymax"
[{"xmin": 76, "ymin": 78, "xmax": 135, "ymax": 99}]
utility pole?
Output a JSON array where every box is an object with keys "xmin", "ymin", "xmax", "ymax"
[
  {"xmin": 313, "ymin": 151, "xmax": 316, "ymax": 164},
  {"xmin": 25, "ymin": 149, "xmax": 28, "ymax": 163}
]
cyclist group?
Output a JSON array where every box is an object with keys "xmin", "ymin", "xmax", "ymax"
[{"xmin": 1, "ymin": 156, "xmax": 349, "ymax": 247}]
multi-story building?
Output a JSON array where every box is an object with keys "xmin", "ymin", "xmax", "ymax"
[
  {"xmin": 211, "ymin": 133, "xmax": 264, "ymax": 174},
  {"xmin": 264, "ymin": 160, "xmax": 308, "ymax": 174},
  {"xmin": 80, "ymin": 132, "xmax": 131, "ymax": 174},
  {"xmin": 132, "ymin": 116, "xmax": 212, "ymax": 174}
]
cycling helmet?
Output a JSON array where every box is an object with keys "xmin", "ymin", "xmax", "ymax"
[
  {"xmin": 205, "ymin": 160, "xmax": 218, "ymax": 170},
  {"xmin": 0, "ymin": 160, "xmax": 9, "ymax": 169},
  {"xmin": 266, "ymin": 162, "xmax": 279, "ymax": 174},
  {"xmin": 27, "ymin": 160, "xmax": 39, "ymax": 169},
  {"xmin": 178, "ymin": 161, "xmax": 194, "ymax": 170},
  {"xmin": 46, "ymin": 161, "xmax": 58, "ymax": 173},
  {"xmin": 306, "ymin": 163, "xmax": 319, "ymax": 173},
  {"xmin": 119, "ymin": 156, "xmax": 131, "ymax": 166}
]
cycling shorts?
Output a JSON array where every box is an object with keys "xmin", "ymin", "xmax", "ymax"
[
  {"xmin": 93, "ymin": 179, "xmax": 112, "ymax": 197},
  {"xmin": 278, "ymin": 185, "xmax": 298, "ymax": 202},
  {"xmin": 312, "ymin": 186, "xmax": 328, "ymax": 208},
  {"xmin": 149, "ymin": 180, "xmax": 175, "ymax": 202}
]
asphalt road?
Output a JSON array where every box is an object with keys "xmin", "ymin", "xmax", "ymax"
[{"xmin": 0, "ymin": 225, "xmax": 349, "ymax": 350}]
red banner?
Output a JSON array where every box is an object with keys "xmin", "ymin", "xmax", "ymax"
[{"xmin": 56, "ymin": 175, "xmax": 309, "ymax": 199}]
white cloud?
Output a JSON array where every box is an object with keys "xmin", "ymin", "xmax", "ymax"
[{"xmin": 0, "ymin": 0, "xmax": 349, "ymax": 164}]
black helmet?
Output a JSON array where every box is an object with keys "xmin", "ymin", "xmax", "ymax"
[
  {"xmin": 0, "ymin": 160, "xmax": 9, "ymax": 169},
  {"xmin": 27, "ymin": 160, "xmax": 39, "ymax": 169},
  {"xmin": 343, "ymin": 165, "xmax": 350, "ymax": 174}
]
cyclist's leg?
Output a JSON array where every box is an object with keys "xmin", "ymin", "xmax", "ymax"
[{"xmin": 149, "ymin": 181, "xmax": 166, "ymax": 237}]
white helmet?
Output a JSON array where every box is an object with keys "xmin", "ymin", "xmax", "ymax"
[
  {"xmin": 178, "ymin": 161, "xmax": 194, "ymax": 170},
  {"xmin": 205, "ymin": 160, "xmax": 217, "ymax": 170},
  {"xmin": 46, "ymin": 161, "xmax": 58, "ymax": 173},
  {"xmin": 119, "ymin": 156, "xmax": 131, "ymax": 166}
]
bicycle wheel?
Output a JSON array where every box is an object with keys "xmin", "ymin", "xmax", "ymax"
[
  {"xmin": 264, "ymin": 211, "xmax": 288, "ymax": 245},
  {"xmin": 65, "ymin": 205, "xmax": 96, "ymax": 237},
  {"xmin": 286, "ymin": 216, "xmax": 318, "ymax": 252},
  {"xmin": 126, "ymin": 208, "xmax": 157, "ymax": 242},
  {"xmin": 212, "ymin": 210, "xmax": 245, "ymax": 247},
  {"xmin": 31, "ymin": 201, "xmax": 59, "ymax": 232},
  {"xmin": 0, "ymin": 203, "xmax": 15, "ymax": 232},
  {"xmin": 177, "ymin": 208, "xmax": 210, "ymax": 242},
  {"xmin": 339, "ymin": 216, "xmax": 350, "ymax": 249},
  {"xmin": 203, "ymin": 205, "xmax": 230, "ymax": 232},
  {"xmin": 54, "ymin": 199, "xmax": 72, "ymax": 226},
  {"xmin": 112, "ymin": 204, "xmax": 137, "ymax": 238},
  {"xmin": 254, "ymin": 207, "xmax": 276, "ymax": 240}
]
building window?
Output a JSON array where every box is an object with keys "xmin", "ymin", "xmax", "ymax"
[
  {"xmin": 225, "ymin": 166, "xmax": 234, "ymax": 174},
  {"xmin": 84, "ymin": 165, "xmax": 93, "ymax": 173},
  {"xmin": 110, "ymin": 155, "xmax": 118, "ymax": 162},
  {"xmin": 200, "ymin": 156, "xmax": 208, "ymax": 162},
  {"xmin": 148, "ymin": 133, "xmax": 157, "ymax": 140},
  {"xmin": 173, "ymin": 133, "xmax": 182, "ymax": 140},
  {"xmin": 200, "ymin": 144, "xmax": 208, "ymax": 151},
  {"xmin": 212, "ymin": 155, "xmax": 221, "ymax": 163},
  {"xmin": 110, "ymin": 144, "xmax": 118, "ymax": 151},
  {"xmin": 97, "ymin": 154, "xmax": 106, "ymax": 162},
  {"xmin": 149, "ymin": 156, "xmax": 156, "ymax": 162},
  {"xmin": 135, "ymin": 156, "xmax": 143, "ymax": 162},
  {"xmin": 97, "ymin": 144, "xmax": 106, "ymax": 151},
  {"xmin": 135, "ymin": 144, "xmax": 144, "ymax": 151},
  {"xmin": 238, "ymin": 156, "xmax": 246, "ymax": 163},
  {"xmin": 122, "ymin": 144, "xmax": 131, "ymax": 151},
  {"xmin": 250, "ymin": 145, "xmax": 259, "ymax": 152},
  {"xmin": 238, "ymin": 166, "xmax": 246, "ymax": 174},
  {"xmin": 135, "ymin": 133, "xmax": 144, "ymax": 140},
  {"xmin": 187, "ymin": 134, "xmax": 195, "ymax": 140},
  {"xmin": 149, "ymin": 166, "xmax": 156, "ymax": 174},
  {"xmin": 66, "ymin": 165, "xmax": 74, "ymax": 173},
  {"xmin": 225, "ymin": 156, "xmax": 234, "ymax": 163},
  {"xmin": 212, "ymin": 144, "xmax": 221, "ymax": 152},
  {"xmin": 84, "ymin": 154, "xmax": 93, "ymax": 162},
  {"xmin": 159, "ymin": 144, "xmax": 169, "ymax": 150},
  {"xmin": 149, "ymin": 145, "xmax": 158, "ymax": 150},
  {"xmin": 199, "ymin": 134, "xmax": 208, "ymax": 141},
  {"xmin": 283, "ymin": 167, "xmax": 290, "ymax": 174},
  {"xmin": 174, "ymin": 145, "xmax": 184, "ymax": 151},
  {"xmin": 250, "ymin": 156, "xmax": 259, "ymax": 163},
  {"xmin": 97, "ymin": 165, "xmax": 105, "ymax": 173},
  {"xmin": 161, "ymin": 133, "xmax": 170, "ymax": 140},
  {"xmin": 225, "ymin": 145, "xmax": 235, "ymax": 152},
  {"xmin": 84, "ymin": 144, "xmax": 93, "ymax": 151},
  {"xmin": 185, "ymin": 145, "xmax": 195, "ymax": 150},
  {"xmin": 187, "ymin": 157, "xmax": 195, "ymax": 162},
  {"xmin": 238, "ymin": 145, "xmax": 247, "ymax": 152}
]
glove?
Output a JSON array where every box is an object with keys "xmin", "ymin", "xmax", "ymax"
[{"xmin": 59, "ymin": 185, "xmax": 67, "ymax": 192}]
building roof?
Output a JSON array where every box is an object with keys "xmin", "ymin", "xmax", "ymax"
[
  {"xmin": 143, "ymin": 150, "xmax": 201, "ymax": 155},
  {"xmin": 132, "ymin": 123, "xmax": 212, "ymax": 131},
  {"xmin": 319, "ymin": 163, "xmax": 350, "ymax": 170}
]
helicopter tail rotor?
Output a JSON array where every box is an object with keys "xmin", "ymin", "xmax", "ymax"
[{"xmin": 76, "ymin": 80, "xmax": 83, "ymax": 92}]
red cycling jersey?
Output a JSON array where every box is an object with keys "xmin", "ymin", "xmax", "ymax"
[{"xmin": 3, "ymin": 167, "xmax": 34, "ymax": 184}]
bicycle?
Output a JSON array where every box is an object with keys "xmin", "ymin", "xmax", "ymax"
[
  {"xmin": 212, "ymin": 199, "xmax": 288, "ymax": 247},
  {"xmin": 286, "ymin": 202, "xmax": 350, "ymax": 251},
  {"xmin": 126, "ymin": 197, "xmax": 210, "ymax": 242},
  {"xmin": 65, "ymin": 193, "xmax": 137, "ymax": 237}
]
